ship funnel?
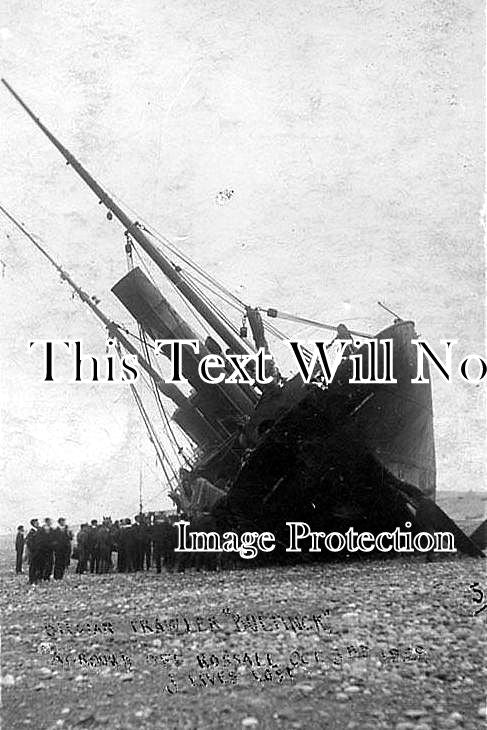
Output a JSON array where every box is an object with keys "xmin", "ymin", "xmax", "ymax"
[{"xmin": 112, "ymin": 268, "xmax": 254, "ymax": 437}]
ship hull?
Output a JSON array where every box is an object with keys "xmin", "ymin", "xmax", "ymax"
[{"xmin": 213, "ymin": 321, "xmax": 439, "ymax": 554}]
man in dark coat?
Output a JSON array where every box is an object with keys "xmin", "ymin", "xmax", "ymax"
[
  {"xmin": 110, "ymin": 521, "xmax": 123, "ymax": 572},
  {"xmin": 26, "ymin": 518, "xmax": 42, "ymax": 584},
  {"xmin": 118, "ymin": 519, "xmax": 134, "ymax": 572},
  {"xmin": 125, "ymin": 519, "xmax": 137, "ymax": 572},
  {"xmin": 190, "ymin": 513, "xmax": 218, "ymax": 572},
  {"xmin": 76, "ymin": 524, "xmax": 89, "ymax": 574},
  {"xmin": 53, "ymin": 518, "xmax": 72, "ymax": 580},
  {"xmin": 152, "ymin": 515, "xmax": 175, "ymax": 573},
  {"xmin": 116, "ymin": 520, "xmax": 127, "ymax": 572},
  {"xmin": 142, "ymin": 516, "xmax": 152, "ymax": 571},
  {"xmin": 96, "ymin": 521, "xmax": 112, "ymax": 573},
  {"xmin": 165, "ymin": 517, "xmax": 179, "ymax": 572},
  {"xmin": 40, "ymin": 518, "xmax": 55, "ymax": 580},
  {"xmin": 87, "ymin": 519, "xmax": 100, "ymax": 573},
  {"xmin": 62, "ymin": 519, "xmax": 73, "ymax": 569},
  {"xmin": 132, "ymin": 515, "xmax": 144, "ymax": 571},
  {"xmin": 15, "ymin": 525, "xmax": 25, "ymax": 574}
]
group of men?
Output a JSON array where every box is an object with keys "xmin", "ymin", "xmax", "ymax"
[
  {"xmin": 16, "ymin": 518, "xmax": 73, "ymax": 584},
  {"xmin": 16, "ymin": 513, "xmax": 181, "ymax": 582},
  {"xmin": 76, "ymin": 514, "xmax": 181, "ymax": 574}
]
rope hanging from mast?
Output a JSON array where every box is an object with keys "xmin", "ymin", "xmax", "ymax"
[
  {"xmin": 2, "ymin": 79, "xmax": 373, "ymax": 369},
  {"xmin": 1, "ymin": 78, "xmax": 254, "ymax": 361},
  {"xmin": 0, "ymin": 202, "xmax": 184, "ymax": 495},
  {"xmin": 124, "ymin": 369, "xmax": 176, "ymax": 487},
  {"xmin": 121, "ymin": 232, "xmax": 191, "ymax": 467},
  {"xmin": 138, "ymin": 329, "xmax": 190, "ymax": 465}
]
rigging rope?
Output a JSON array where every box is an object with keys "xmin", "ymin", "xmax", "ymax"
[
  {"xmin": 114, "ymin": 342, "xmax": 175, "ymax": 487},
  {"xmin": 179, "ymin": 270, "xmax": 255, "ymax": 347},
  {"xmin": 105, "ymin": 185, "xmax": 321, "ymax": 349},
  {"xmin": 132, "ymin": 383, "xmax": 177, "ymax": 485},
  {"xmin": 123, "ymin": 234, "xmax": 190, "ymax": 468},
  {"xmin": 105, "ymin": 185, "xmax": 243, "ymax": 305},
  {"xmin": 130, "ymin": 238, "xmax": 213, "ymax": 339},
  {"xmin": 180, "ymin": 267, "xmax": 245, "ymax": 314},
  {"xmin": 139, "ymin": 331, "xmax": 190, "ymax": 466}
]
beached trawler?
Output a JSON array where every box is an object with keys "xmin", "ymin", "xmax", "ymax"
[{"xmin": 1, "ymin": 79, "xmax": 482, "ymax": 559}]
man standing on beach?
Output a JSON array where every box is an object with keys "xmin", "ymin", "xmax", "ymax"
[
  {"xmin": 26, "ymin": 518, "xmax": 42, "ymax": 584},
  {"xmin": 75, "ymin": 523, "xmax": 89, "ymax": 574},
  {"xmin": 40, "ymin": 518, "xmax": 55, "ymax": 580},
  {"xmin": 87, "ymin": 519, "xmax": 100, "ymax": 573},
  {"xmin": 15, "ymin": 525, "xmax": 24, "ymax": 574},
  {"xmin": 53, "ymin": 518, "xmax": 72, "ymax": 579}
]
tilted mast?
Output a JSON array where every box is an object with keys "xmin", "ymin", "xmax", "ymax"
[
  {"xmin": 1, "ymin": 79, "xmax": 257, "ymax": 407},
  {"xmin": 0, "ymin": 203, "xmax": 226, "ymax": 449},
  {"xmin": 0, "ymin": 203, "xmax": 188, "ymax": 406}
]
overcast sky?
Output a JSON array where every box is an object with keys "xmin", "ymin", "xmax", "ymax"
[{"xmin": 0, "ymin": 0, "xmax": 484, "ymax": 532}]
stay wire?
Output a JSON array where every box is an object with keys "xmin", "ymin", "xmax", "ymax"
[
  {"xmin": 106, "ymin": 186, "xmax": 244, "ymax": 305},
  {"xmin": 139, "ymin": 326, "xmax": 190, "ymax": 466},
  {"xmin": 134, "ymin": 375, "xmax": 180, "ymax": 483},
  {"xmin": 107, "ymin": 188, "xmax": 296, "ymax": 354},
  {"xmin": 132, "ymin": 384, "xmax": 176, "ymax": 485},
  {"xmin": 130, "ymin": 237, "xmax": 213, "ymax": 339},
  {"xmin": 108, "ymin": 187, "xmax": 293, "ymax": 348},
  {"xmin": 181, "ymin": 268, "xmax": 245, "ymax": 315},
  {"xmin": 114, "ymin": 343, "xmax": 174, "ymax": 488},
  {"xmin": 124, "ymin": 235, "xmax": 187, "ymax": 467}
]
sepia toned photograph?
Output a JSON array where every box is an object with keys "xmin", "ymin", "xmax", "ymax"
[{"xmin": 0, "ymin": 1, "xmax": 485, "ymax": 728}]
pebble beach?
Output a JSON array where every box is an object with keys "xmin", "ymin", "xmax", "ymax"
[{"xmin": 1, "ymin": 554, "xmax": 486, "ymax": 729}]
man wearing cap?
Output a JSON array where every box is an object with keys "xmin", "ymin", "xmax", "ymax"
[
  {"xmin": 75, "ymin": 524, "xmax": 89, "ymax": 574},
  {"xmin": 53, "ymin": 518, "xmax": 72, "ymax": 579}
]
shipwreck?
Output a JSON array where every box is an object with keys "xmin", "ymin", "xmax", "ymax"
[{"xmin": 1, "ymin": 78, "xmax": 483, "ymax": 560}]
